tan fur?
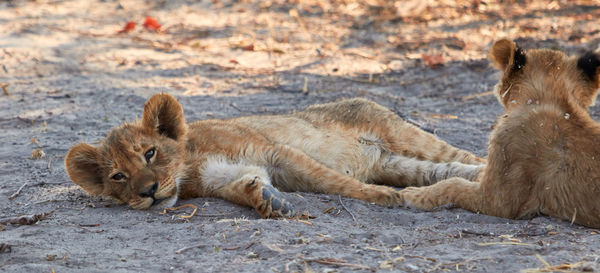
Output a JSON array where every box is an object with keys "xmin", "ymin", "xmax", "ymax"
[
  {"xmin": 401, "ymin": 39, "xmax": 600, "ymax": 228},
  {"xmin": 65, "ymin": 94, "xmax": 484, "ymax": 218}
]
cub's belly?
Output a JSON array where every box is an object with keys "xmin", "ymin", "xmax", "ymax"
[{"xmin": 234, "ymin": 116, "xmax": 383, "ymax": 181}]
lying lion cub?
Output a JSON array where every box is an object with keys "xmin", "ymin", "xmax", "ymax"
[
  {"xmin": 401, "ymin": 39, "xmax": 600, "ymax": 228},
  {"xmin": 66, "ymin": 94, "xmax": 484, "ymax": 218}
]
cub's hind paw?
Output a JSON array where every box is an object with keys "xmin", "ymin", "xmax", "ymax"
[
  {"xmin": 367, "ymin": 185, "xmax": 404, "ymax": 206},
  {"xmin": 256, "ymin": 184, "xmax": 294, "ymax": 218},
  {"xmin": 400, "ymin": 187, "xmax": 436, "ymax": 210}
]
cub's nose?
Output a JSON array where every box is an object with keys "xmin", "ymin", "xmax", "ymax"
[{"xmin": 139, "ymin": 182, "xmax": 158, "ymax": 198}]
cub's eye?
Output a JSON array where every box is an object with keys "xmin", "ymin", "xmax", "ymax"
[
  {"xmin": 144, "ymin": 148, "xmax": 156, "ymax": 163},
  {"xmin": 112, "ymin": 173, "xmax": 126, "ymax": 181}
]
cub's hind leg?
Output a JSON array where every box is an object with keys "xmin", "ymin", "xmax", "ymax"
[
  {"xmin": 255, "ymin": 144, "xmax": 404, "ymax": 206},
  {"xmin": 373, "ymin": 154, "xmax": 484, "ymax": 187},
  {"xmin": 297, "ymin": 98, "xmax": 484, "ymax": 165},
  {"xmin": 400, "ymin": 177, "xmax": 484, "ymax": 212},
  {"xmin": 201, "ymin": 158, "xmax": 293, "ymax": 218}
]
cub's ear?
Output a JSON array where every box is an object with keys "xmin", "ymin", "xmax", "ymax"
[
  {"xmin": 577, "ymin": 51, "xmax": 600, "ymax": 83},
  {"xmin": 489, "ymin": 39, "xmax": 526, "ymax": 71},
  {"xmin": 65, "ymin": 143, "xmax": 104, "ymax": 195},
  {"xmin": 142, "ymin": 93, "xmax": 187, "ymax": 140}
]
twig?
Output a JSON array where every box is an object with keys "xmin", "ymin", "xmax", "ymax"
[
  {"xmin": 63, "ymin": 224, "xmax": 104, "ymax": 233},
  {"xmin": 476, "ymin": 242, "xmax": 533, "ymax": 247},
  {"xmin": 338, "ymin": 195, "xmax": 357, "ymax": 222},
  {"xmin": 174, "ymin": 244, "xmax": 208, "ymax": 254},
  {"xmin": 33, "ymin": 199, "xmax": 64, "ymax": 205},
  {"xmin": 230, "ymin": 103, "xmax": 243, "ymax": 112},
  {"xmin": 222, "ymin": 246, "xmax": 241, "ymax": 251},
  {"xmin": 47, "ymin": 155, "xmax": 64, "ymax": 170},
  {"xmin": 302, "ymin": 257, "xmax": 372, "ymax": 270},
  {"xmin": 8, "ymin": 182, "xmax": 28, "ymax": 200},
  {"xmin": 0, "ymin": 243, "xmax": 11, "ymax": 253},
  {"xmin": 243, "ymin": 240, "xmax": 256, "ymax": 250},
  {"xmin": 0, "ymin": 211, "xmax": 54, "ymax": 225},
  {"xmin": 461, "ymin": 229, "xmax": 495, "ymax": 236}
]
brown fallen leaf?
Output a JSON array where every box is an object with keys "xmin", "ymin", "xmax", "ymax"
[
  {"xmin": 30, "ymin": 148, "xmax": 45, "ymax": 159},
  {"xmin": 422, "ymin": 53, "xmax": 444, "ymax": 68}
]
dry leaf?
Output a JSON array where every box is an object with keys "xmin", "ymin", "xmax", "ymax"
[
  {"xmin": 118, "ymin": 21, "xmax": 135, "ymax": 34},
  {"xmin": 143, "ymin": 16, "xmax": 161, "ymax": 31},
  {"xmin": 422, "ymin": 53, "xmax": 444, "ymax": 68}
]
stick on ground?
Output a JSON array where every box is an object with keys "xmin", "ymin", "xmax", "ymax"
[
  {"xmin": 0, "ymin": 211, "xmax": 54, "ymax": 225},
  {"xmin": 8, "ymin": 182, "xmax": 28, "ymax": 200},
  {"xmin": 338, "ymin": 195, "xmax": 357, "ymax": 222}
]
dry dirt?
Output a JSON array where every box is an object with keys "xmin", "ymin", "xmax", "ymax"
[{"xmin": 1, "ymin": 0, "xmax": 600, "ymax": 272}]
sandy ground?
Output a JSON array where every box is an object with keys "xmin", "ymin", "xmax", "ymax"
[{"xmin": 1, "ymin": 0, "xmax": 600, "ymax": 272}]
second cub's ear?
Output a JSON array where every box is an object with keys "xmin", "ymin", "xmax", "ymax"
[
  {"xmin": 489, "ymin": 39, "xmax": 526, "ymax": 71},
  {"xmin": 577, "ymin": 51, "xmax": 600, "ymax": 83},
  {"xmin": 142, "ymin": 93, "xmax": 187, "ymax": 140}
]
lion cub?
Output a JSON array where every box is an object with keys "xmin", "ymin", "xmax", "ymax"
[
  {"xmin": 66, "ymin": 94, "xmax": 484, "ymax": 218},
  {"xmin": 401, "ymin": 39, "xmax": 600, "ymax": 228}
]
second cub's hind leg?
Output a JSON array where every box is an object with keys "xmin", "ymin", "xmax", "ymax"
[{"xmin": 373, "ymin": 154, "xmax": 484, "ymax": 187}]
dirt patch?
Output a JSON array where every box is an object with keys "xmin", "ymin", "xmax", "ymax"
[{"xmin": 1, "ymin": 0, "xmax": 599, "ymax": 272}]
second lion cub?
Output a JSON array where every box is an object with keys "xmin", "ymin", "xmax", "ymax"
[
  {"xmin": 401, "ymin": 39, "xmax": 600, "ymax": 228},
  {"xmin": 66, "ymin": 95, "xmax": 484, "ymax": 218}
]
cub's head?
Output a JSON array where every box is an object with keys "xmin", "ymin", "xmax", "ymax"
[
  {"xmin": 65, "ymin": 93, "xmax": 187, "ymax": 210},
  {"xmin": 489, "ymin": 39, "xmax": 600, "ymax": 110}
]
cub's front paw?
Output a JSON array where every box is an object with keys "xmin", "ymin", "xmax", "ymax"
[{"xmin": 254, "ymin": 183, "xmax": 294, "ymax": 218}]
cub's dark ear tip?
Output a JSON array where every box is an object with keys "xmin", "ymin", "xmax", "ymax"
[
  {"xmin": 513, "ymin": 46, "xmax": 526, "ymax": 71},
  {"xmin": 577, "ymin": 51, "xmax": 600, "ymax": 81}
]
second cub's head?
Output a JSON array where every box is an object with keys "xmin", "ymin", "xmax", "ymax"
[
  {"xmin": 65, "ymin": 93, "xmax": 188, "ymax": 210},
  {"xmin": 489, "ymin": 39, "xmax": 600, "ymax": 110}
]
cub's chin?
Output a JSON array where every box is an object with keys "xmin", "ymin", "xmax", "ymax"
[
  {"xmin": 130, "ymin": 195, "xmax": 178, "ymax": 210},
  {"xmin": 150, "ymin": 195, "xmax": 178, "ymax": 209}
]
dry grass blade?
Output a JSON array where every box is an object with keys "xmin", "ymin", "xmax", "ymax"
[
  {"xmin": 425, "ymin": 114, "xmax": 458, "ymax": 119},
  {"xmin": 296, "ymin": 219, "xmax": 313, "ymax": 226},
  {"xmin": 461, "ymin": 91, "xmax": 494, "ymax": 101},
  {"xmin": 160, "ymin": 204, "xmax": 198, "ymax": 219},
  {"xmin": 521, "ymin": 254, "xmax": 586, "ymax": 273}
]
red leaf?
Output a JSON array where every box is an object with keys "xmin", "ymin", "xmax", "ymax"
[
  {"xmin": 422, "ymin": 54, "xmax": 444, "ymax": 68},
  {"xmin": 241, "ymin": 44, "xmax": 254, "ymax": 51},
  {"xmin": 143, "ymin": 16, "xmax": 161, "ymax": 31},
  {"xmin": 229, "ymin": 59, "xmax": 239, "ymax": 64},
  {"xmin": 117, "ymin": 21, "xmax": 136, "ymax": 34}
]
